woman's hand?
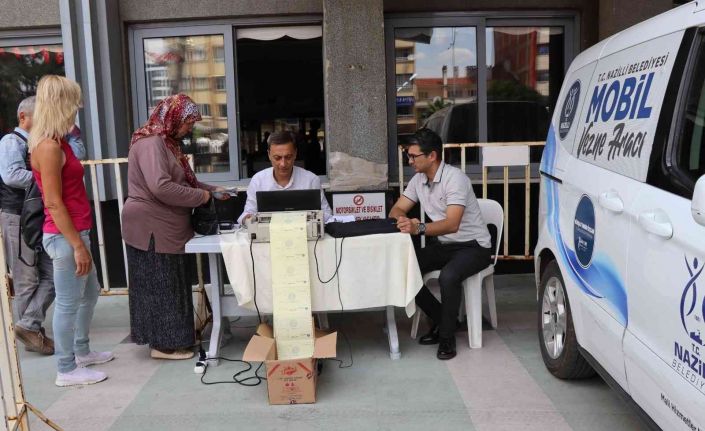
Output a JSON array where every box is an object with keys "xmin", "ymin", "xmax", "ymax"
[
  {"xmin": 201, "ymin": 189, "xmax": 211, "ymax": 205},
  {"xmin": 211, "ymin": 186, "xmax": 232, "ymax": 200},
  {"xmin": 74, "ymin": 243, "xmax": 92, "ymax": 276}
]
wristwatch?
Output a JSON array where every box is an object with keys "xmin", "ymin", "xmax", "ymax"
[{"xmin": 417, "ymin": 222, "xmax": 426, "ymax": 236}]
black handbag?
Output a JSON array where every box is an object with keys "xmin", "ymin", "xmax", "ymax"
[
  {"xmin": 18, "ymin": 180, "xmax": 45, "ymax": 266},
  {"xmin": 192, "ymin": 197, "xmax": 219, "ymax": 236}
]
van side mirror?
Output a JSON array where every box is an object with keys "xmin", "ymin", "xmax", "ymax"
[{"xmin": 693, "ymin": 176, "xmax": 705, "ymax": 226}]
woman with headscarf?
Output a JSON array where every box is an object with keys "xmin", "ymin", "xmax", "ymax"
[{"xmin": 122, "ymin": 94, "xmax": 228, "ymax": 360}]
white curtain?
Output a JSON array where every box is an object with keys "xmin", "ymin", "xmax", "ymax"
[{"xmin": 236, "ymin": 26, "xmax": 322, "ymax": 41}]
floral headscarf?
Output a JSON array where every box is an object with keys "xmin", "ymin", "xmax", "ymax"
[{"xmin": 130, "ymin": 94, "xmax": 202, "ymax": 187}]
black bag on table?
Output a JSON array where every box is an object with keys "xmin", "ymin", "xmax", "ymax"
[
  {"xmin": 192, "ymin": 196, "xmax": 219, "ymax": 236},
  {"xmin": 324, "ymin": 218, "xmax": 400, "ymax": 238}
]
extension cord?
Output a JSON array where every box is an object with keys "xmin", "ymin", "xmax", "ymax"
[{"xmin": 194, "ymin": 347, "xmax": 207, "ymax": 374}]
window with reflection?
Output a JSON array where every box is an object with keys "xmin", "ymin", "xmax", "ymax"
[
  {"xmin": 393, "ymin": 27, "xmax": 478, "ymax": 165},
  {"xmin": 486, "ymin": 27, "xmax": 564, "ymax": 160},
  {"xmin": 0, "ymin": 44, "xmax": 64, "ymax": 136},
  {"xmin": 390, "ymin": 23, "xmax": 569, "ymax": 169},
  {"xmin": 142, "ymin": 35, "xmax": 229, "ymax": 173}
]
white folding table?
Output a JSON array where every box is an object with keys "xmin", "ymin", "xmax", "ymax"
[{"xmin": 185, "ymin": 231, "xmax": 423, "ymax": 365}]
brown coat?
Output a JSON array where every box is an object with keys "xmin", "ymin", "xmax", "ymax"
[{"xmin": 122, "ymin": 135, "xmax": 215, "ymax": 254}]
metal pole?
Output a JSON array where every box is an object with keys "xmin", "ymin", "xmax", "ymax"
[
  {"xmin": 525, "ymin": 164, "xmax": 531, "ymax": 258},
  {"xmin": 503, "ymin": 166, "xmax": 509, "ymax": 257},
  {"xmin": 194, "ymin": 254, "xmax": 209, "ymax": 336},
  {"xmin": 398, "ymin": 146, "xmax": 403, "ymax": 192},
  {"xmin": 0, "ymin": 229, "xmax": 28, "ymax": 430},
  {"xmin": 89, "ymin": 164, "xmax": 110, "ymax": 292},
  {"xmin": 113, "ymin": 162, "xmax": 129, "ymax": 284}
]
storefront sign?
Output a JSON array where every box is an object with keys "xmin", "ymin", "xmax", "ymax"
[
  {"xmin": 573, "ymin": 31, "xmax": 681, "ymax": 181},
  {"xmin": 396, "ymin": 96, "xmax": 415, "ymax": 107},
  {"xmin": 332, "ymin": 193, "xmax": 386, "ymax": 220}
]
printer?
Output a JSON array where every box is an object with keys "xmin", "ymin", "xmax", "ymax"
[
  {"xmin": 245, "ymin": 189, "xmax": 325, "ymax": 242},
  {"xmin": 245, "ymin": 210, "xmax": 324, "ymax": 243}
]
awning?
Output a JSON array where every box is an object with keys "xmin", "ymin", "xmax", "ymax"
[
  {"xmin": 395, "ymin": 28, "xmax": 434, "ymax": 44},
  {"xmin": 236, "ymin": 26, "xmax": 322, "ymax": 41}
]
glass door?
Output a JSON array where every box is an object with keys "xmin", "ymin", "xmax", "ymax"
[
  {"xmin": 392, "ymin": 26, "xmax": 479, "ymax": 165},
  {"xmin": 0, "ymin": 40, "xmax": 64, "ymax": 137},
  {"xmin": 132, "ymin": 25, "xmax": 238, "ymax": 181},
  {"xmin": 485, "ymin": 25, "xmax": 567, "ymax": 161},
  {"xmin": 386, "ymin": 15, "xmax": 576, "ymax": 176}
]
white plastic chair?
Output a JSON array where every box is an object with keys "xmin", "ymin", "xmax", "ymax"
[{"xmin": 410, "ymin": 199, "xmax": 504, "ymax": 348}]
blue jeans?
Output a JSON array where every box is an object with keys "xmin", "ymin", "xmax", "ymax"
[{"xmin": 43, "ymin": 231, "xmax": 100, "ymax": 373}]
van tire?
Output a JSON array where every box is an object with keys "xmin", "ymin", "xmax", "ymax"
[{"xmin": 538, "ymin": 260, "xmax": 595, "ymax": 379}]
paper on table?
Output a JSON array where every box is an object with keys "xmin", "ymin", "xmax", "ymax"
[
  {"xmin": 269, "ymin": 212, "xmax": 315, "ymax": 360},
  {"xmin": 326, "ymin": 215, "xmax": 356, "ymax": 224}
]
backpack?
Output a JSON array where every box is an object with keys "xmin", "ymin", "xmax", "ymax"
[
  {"xmin": 10, "ymin": 131, "xmax": 45, "ymax": 266},
  {"xmin": 18, "ymin": 179, "xmax": 45, "ymax": 266}
]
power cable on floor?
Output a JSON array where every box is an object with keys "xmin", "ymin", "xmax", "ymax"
[
  {"xmin": 325, "ymin": 239, "xmax": 353, "ymax": 368},
  {"xmin": 249, "ymin": 236, "xmax": 262, "ymax": 324},
  {"xmin": 197, "ymin": 347, "xmax": 266, "ymax": 387}
]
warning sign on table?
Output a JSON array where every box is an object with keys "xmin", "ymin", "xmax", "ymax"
[{"xmin": 332, "ymin": 193, "xmax": 386, "ymax": 220}]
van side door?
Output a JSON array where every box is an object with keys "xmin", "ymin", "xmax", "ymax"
[
  {"xmin": 624, "ymin": 28, "xmax": 705, "ymax": 430},
  {"xmin": 559, "ymin": 30, "xmax": 683, "ymax": 389}
]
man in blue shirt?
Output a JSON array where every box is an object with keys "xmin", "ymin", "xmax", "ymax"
[{"xmin": 0, "ymin": 96, "xmax": 84, "ymax": 355}]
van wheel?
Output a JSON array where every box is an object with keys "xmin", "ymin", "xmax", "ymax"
[{"xmin": 538, "ymin": 261, "xmax": 595, "ymax": 379}]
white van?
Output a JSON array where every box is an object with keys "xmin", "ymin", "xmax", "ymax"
[{"xmin": 535, "ymin": 2, "xmax": 705, "ymax": 429}]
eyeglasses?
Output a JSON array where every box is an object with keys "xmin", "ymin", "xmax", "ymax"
[{"xmin": 406, "ymin": 152, "xmax": 427, "ymax": 161}]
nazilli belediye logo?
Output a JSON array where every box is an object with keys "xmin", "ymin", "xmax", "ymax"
[
  {"xmin": 680, "ymin": 255, "xmax": 705, "ymax": 346},
  {"xmin": 564, "ymin": 86, "xmax": 578, "ymax": 120},
  {"xmin": 559, "ymin": 80, "xmax": 580, "ymax": 140}
]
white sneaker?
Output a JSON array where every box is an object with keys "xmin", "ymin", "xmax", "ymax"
[
  {"xmin": 55, "ymin": 367, "xmax": 108, "ymax": 387},
  {"xmin": 76, "ymin": 351, "xmax": 115, "ymax": 367}
]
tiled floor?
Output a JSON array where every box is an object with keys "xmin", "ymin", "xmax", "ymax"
[{"xmin": 17, "ymin": 274, "xmax": 646, "ymax": 431}]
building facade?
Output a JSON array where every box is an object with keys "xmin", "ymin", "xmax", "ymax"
[{"xmin": 0, "ymin": 0, "xmax": 676, "ymax": 194}]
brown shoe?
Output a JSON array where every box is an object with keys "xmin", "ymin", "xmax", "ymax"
[
  {"xmin": 150, "ymin": 348, "xmax": 194, "ymax": 360},
  {"xmin": 39, "ymin": 327, "xmax": 55, "ymax": 351},
  {"xmin": 15, "ymin": 326, "xmax": 54, "ymax": 355},
  {"xmin": 5, "ymin": 274, "xmax": 14, "ymax": 297}
]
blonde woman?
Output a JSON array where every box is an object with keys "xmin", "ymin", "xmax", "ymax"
[{"xmin": 30, "ymin": 75, "xmax": 113, "ymax": 387}]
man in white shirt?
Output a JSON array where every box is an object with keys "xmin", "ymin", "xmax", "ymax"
[
  {"xmin": 390, "ymin": 128, "xmax": 492, "ymax": 360},
  {"xmin": 238, "ymin": 131, "xmax": 332, "ymax": 224}
]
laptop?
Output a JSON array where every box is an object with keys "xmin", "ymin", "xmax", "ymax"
[{"xmin": 256, "ymin": 189, "xmax": 321, "ymax": 212}]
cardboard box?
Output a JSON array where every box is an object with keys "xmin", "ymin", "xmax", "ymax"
[{"xmin": 243, "ymin": 324, "xmax": 337, "ymax": 405}]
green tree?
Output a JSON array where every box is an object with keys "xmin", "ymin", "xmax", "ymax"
[
  {"xmin": 487, "ymin": 80, "xmax": 544, "ymax": 102},
  {"xmin": 422, "ymin": 97, "xmax": 450, "ymax": 119}
]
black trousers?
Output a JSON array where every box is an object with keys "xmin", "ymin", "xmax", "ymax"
[{"xmin": 415, "ymin": 239, "xmax": 492, "ymax": 338}]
